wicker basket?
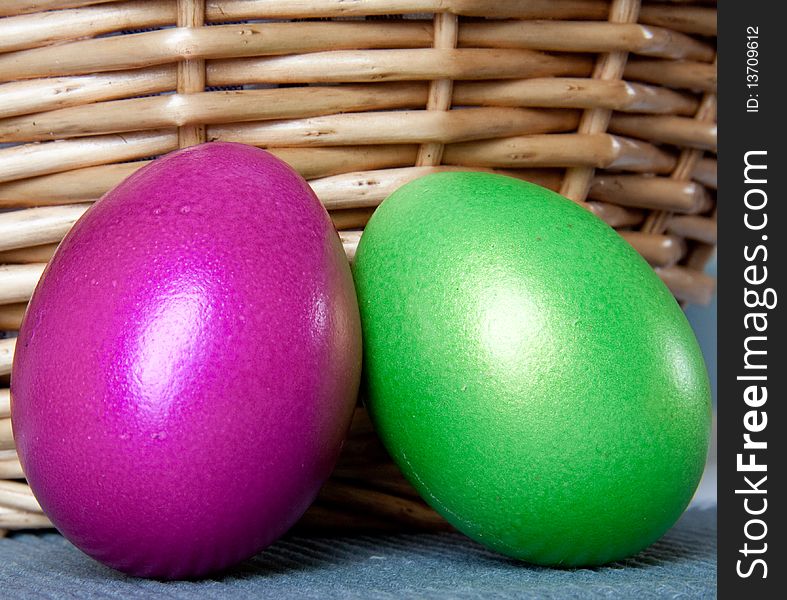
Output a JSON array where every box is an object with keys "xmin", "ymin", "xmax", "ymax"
[{"xmin": 0, "ymin": 0, "xmax": 717, "ymax": 536}]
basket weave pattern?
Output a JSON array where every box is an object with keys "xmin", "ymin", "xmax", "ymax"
[{"xmin": 0, "ymin": 0, "xmax": 716, "ymax": 534}]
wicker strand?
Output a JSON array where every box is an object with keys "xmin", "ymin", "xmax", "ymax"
[
  {"xmin": 619, "ymin": 232, "xmax": 686, "ymax": 267},
  {"xmin": 0, "ymin": 131, "xmax": 677, "ymax": 191},
  {"xmin": 641, "ymin": 56, "xmax": 717, "ymax": 300},
  {"xmin": 685, "ymin": 238, "xmax": 716, "ymax": 273},
  {"xmin": 623, "ymin": 58, "xmax": 716, "ymax": 93},
  {"xmin": 177, "ymin": 0, "xmax": 207, "ymax": 147},
  {"xmin": 643, "ymin": 67, "xmax": 718, "ymax": 235},
  {"xmin": 692, "ymin": 158, "xmax": 717, "ymax": 189},
  {"xmin": 2, "ymin": 72, "xmax": 705, "ymax": 137},
  {"xmin": 0, "ymin": 390, "xmax": 9, "ymax": 420},
  {"xmin": 0, "ymin": 2, "xmax": 717, "ymax": 55},
  {"xmin": 0, "ymin": 339, "xmax": 15, "ymax": 377},
  {"xmin": 0, "ymin": 246, "xmax": 58, "ymax": 264},
  {"xmin": 559, "ymin": 0, "xmax": 641, "ymax": 203},
  {"xmin": 0, "ymin": 204, "xmax": 91, "ymax": 252},
  {"xmin": 415, "ymin": 12, "xmax": 458, "ymax": 167},
  {"xmin": 0, "ymin": 20, "xmax": 713, "ymax": 82},
  {"xmin": 0, "ymin": 0, "xmax": 611, "ymax": 22},
  {"xmin": 0, "ymin": 0, "xmax": 119, "ymax": 18},
  {"xmin": 0, "ymin": 481, "xmax": 39, "ymax": 512},
  {"xmin": 608, "ymin": 113, "xmax": 717, "ymax": 152},
  {"xmin": 0, "ymin": 419, "xmax": 13, "ymax": 451},
  {"xmin": 1, "ymin": 153, "xmax": 714, "ymax": 210},
  {"xmin": 588, "ymin": 175, "xmax": 712, "ymax": 214},
  {"xmin": 667, "ymin": 215, "xmax": 716, "ymax": 245},
  {"xmin": 0, "ymin": 304, "xmax": 28, "ymax": 330},
  {"xmin": 212, "ymin": 0, "xmax": 610, "ymax": 21}
]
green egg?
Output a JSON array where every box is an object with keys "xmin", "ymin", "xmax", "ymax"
[{"xmin": 353, "ymin": 172, "xmax": 711, "ymax": 566}]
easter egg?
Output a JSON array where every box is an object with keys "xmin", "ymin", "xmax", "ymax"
[
  {"xmin": 353, "ymin": 172, "xmax": 711, "ymax": 566},
  {"xmin": 11, "ymin": 142, "xmax": 362, "ymax": 578}
]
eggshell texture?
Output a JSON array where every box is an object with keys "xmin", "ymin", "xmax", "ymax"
[
  {"xmin": 11, "ymin": 142, "xmax": 361, "ymax": 579},
  {"xmin": 353, "ymin": 172, "xmax": 711, "ymax": 567}
]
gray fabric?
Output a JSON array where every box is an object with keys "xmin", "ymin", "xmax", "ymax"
[{"xmin": 0, "ymin": 507, "xmax": 716, "ymax": 599}]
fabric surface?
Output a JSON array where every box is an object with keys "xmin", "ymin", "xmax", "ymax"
[{"xmin": 0, "ymin": 507, "xmax": 716, "ymax": 599}]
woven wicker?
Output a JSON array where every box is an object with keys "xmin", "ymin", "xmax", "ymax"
[{"xmin": 0, "ymin": 0, "xmax": 717, "ymax": 535}]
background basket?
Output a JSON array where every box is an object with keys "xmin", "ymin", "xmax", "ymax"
[{"xmin": 0, "ymin": 0, "xmax": 717, "ymax": 536}]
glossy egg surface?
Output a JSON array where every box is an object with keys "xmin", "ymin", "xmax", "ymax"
[
  {"xmin": 12, "ymin": 142, "xmax": 362, "ymax": 578},
  {"xmin": 353, "ymin": 172, "xmax": 711, "ymax": 566}
]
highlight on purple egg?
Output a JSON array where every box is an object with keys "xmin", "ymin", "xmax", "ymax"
[{"xmin": 10, "ymin": 142, "xmax": 362, "ymax": 579}]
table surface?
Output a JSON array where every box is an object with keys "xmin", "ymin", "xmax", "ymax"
[{"xmin": 0, "ymin": 506, "xmax": 716, "ymax": 599}]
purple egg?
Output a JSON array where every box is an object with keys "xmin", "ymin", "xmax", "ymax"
[{"xmin": 11, "ymin": 142, "xmax": 362, "ymax": 579}]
